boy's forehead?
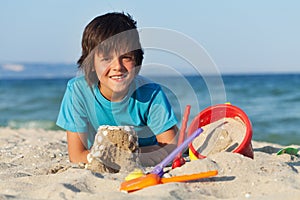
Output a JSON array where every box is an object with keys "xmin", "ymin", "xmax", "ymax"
[{"xmin": 97, "ymin": 48, "xmax": 133, "ymax": 57}]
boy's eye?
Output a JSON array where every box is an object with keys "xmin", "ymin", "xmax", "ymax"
[
  {"xmin": 121, "ymin": 55, "xmax": 134, "ymax": 62},
  {"xmin": 100, "ymin": 57, "xmax": 112, "ymax": 62}
]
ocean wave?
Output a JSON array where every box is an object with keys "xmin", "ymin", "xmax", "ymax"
[{"xmin": 5, "ymin": 120, "xmax": 60, "ymax": 130}]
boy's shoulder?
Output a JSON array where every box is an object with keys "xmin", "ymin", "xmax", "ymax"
[
  {"xmin": 67, "ymin": 75, "xmax": 89, "ymax": 89},
  {"xmin": 134, "ymin": 75, "xmax": 160, "ymax": 90}
]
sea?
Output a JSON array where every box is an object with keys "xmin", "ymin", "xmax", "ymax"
[{"xmin": 0, "ymin": 66, "xmax": 299, "ymax": 146}]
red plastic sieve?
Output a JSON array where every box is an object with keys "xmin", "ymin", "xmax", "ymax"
[{"xmin": 188, "ymin": 104, "xmax": 254, "ymax": 159}]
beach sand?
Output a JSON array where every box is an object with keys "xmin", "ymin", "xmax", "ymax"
[{"xmin": 1, "ymin": 127, "xmax": 299, "ymax": 200}]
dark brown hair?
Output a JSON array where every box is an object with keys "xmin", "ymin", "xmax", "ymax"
[{"xmin": 77, "ymin": 12, "xmax": 144, "ymax": 86}]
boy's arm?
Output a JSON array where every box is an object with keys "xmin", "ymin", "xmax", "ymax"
[
  {"xmin": 139, "ymin": 126, "xmax": 178, "ymax": 166},
  {"xmin": 66, "ymin": 131, "xmax": 90, "ymax": 163}
]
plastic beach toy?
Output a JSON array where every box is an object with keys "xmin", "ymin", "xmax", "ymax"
[
  {"xmin": 124, "ymin": 109, "xmax": 196, "ymax": 181},
  {"xmin": 172, "ymin": 105, "xmax": 191, "ymax": 169},
  {"xmin": 125, "ymin": 168, "xmax": 144, "ymax": 181},
  {"xmin": 151, "ymin": 128, "xmax": 203, "ymax": 177},
  {"xmin": 277, "ymin": 147, "xmax": 299, "ymax": 156},
  {"xmin": 120, "ymin": 170, "xmax": 218, "ymax": 192},
  {"xmin": 120, "ymin": 128, "xmax": 208, "ymax": 192},
  {"xmin": 188, "ymin": 104, "xmax": 254, "ymax": 160}
]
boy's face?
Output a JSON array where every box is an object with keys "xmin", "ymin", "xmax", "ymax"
[{"xmin": 94, "ymin": 51, "xmax": 138, "ymax": 101}]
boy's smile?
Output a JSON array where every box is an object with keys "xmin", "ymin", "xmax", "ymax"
[
  {"xmin": 94, "ymin": 52, "xmax": 137, "ymax": 101},
  {"xmin": 109, "ymin": 73, "xmax": 128, "ymax": 82}
]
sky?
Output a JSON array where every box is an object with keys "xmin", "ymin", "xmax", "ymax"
[{"xmin": 0, "ymin": 0, "xmax": 300, "ymax": 75}]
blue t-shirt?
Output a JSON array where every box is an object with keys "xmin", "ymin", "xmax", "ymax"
[{"xmin": 56, "ymin": 75, "xmax": 178, "ymax": 149}]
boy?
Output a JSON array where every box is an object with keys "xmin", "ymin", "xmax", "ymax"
[{"xmin": 56, "ymin": 12, "xmax": 178, "ymax": 167}]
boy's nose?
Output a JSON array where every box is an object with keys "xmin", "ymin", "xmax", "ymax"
[{"xmin": 111, "ymin": 58, "xmax": 124, "ymax": 71}]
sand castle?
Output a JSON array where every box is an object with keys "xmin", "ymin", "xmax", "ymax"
[{"xmin": 85, "ymin": 125, "xmax": 140, "ymax": 173}]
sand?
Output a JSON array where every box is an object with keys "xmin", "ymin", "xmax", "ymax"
[
  {"xmin": 192, "ymin": 117, "xmax": 246, "ymax": 156},
  {"xmin": 1, "ymin": 127, "xmax": 300, "ymax": 199}
]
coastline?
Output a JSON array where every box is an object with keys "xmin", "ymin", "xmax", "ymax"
[{"xmin": 1, "ymin": 127, "xmax": 299, "ymax": 199}]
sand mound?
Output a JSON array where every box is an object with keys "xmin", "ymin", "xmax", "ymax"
[
  {"xmin": 86, "ymin": 126, "xmax": 140, "ymax": 173},
  {"xmin": 192, "ymin": 117, "xmax": 246, "ymax": 156}
]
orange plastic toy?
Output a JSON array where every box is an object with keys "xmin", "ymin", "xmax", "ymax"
[{"xmin": 120, "ymin": 170, "xmax": 218, "ymax": 192}]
